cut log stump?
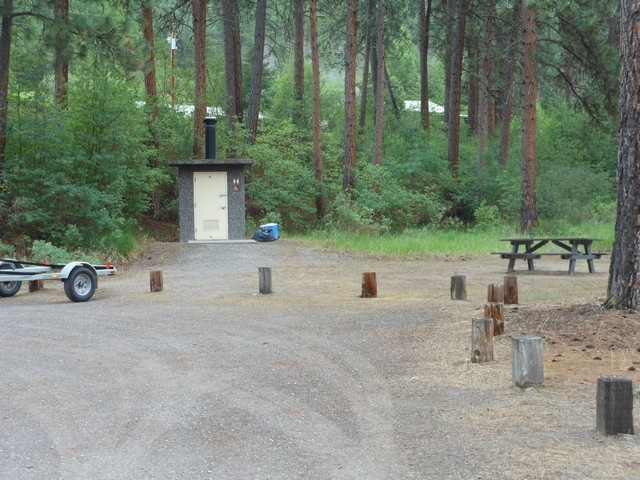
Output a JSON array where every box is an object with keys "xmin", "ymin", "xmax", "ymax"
[
  {"xmin": 511, "ymin": 336, "xmax": 544, "ymax": 388},
  {"xmin": 504, "ymin": 275, "xmax": 518, "ymax": 304},
  {"xmin": 150, "ymin": 270, "xmax": 163, "ymax": 292},
  {"xmin": 259, "ymin": 267, "xmax": 272, "ymax": 294},
  {"xmin": 596, "ymin": 376, "xmax": 634, "ymax": 436},
  {"xmin": 29, "ymin": 280, "xmax": 44, "ymax": 292},
  {"xmin": 450, "ymin": 275, "xmax": 467, "ymax": 300},
  {"xmin": 471, "ymin": 317, "xmax": 494, "ymax": 363},
  {"xmin": 487, "ymin": 283, "xmax": 504, "ymax": 303},
  {"xmin": 484, "ymin": 302, "xmax": 505, "ymax": 335},
  {"xmin": 361, "ymin": 272, "xmax": 377, "ymax": 298}
]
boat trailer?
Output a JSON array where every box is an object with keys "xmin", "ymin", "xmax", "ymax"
[{"xmin": 0, "ymin": 258, "xmax": 117, "ymax": 302}]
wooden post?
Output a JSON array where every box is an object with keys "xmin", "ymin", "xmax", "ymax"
[
  {"xmin": 471, "ymin": 317, "xmax": 494, "ymax": 363},
  {"xmin": 361, "ymin": 272, "xmax": 377, "ymax": 298},
  {"xmin": 597, "ymin": 376, "xmax": 635, "ymax": 435},
  {"xmin": 487, "ymin": 283, "xmax": 504, "ymax": 302},
  {"xmin": 484, "ymin": 302, "xmax": 505, "ymax": 335},
  {"xmin": 29, "ymin": 280, "xmax": 44, "ymax": 292},
  {"xmin": 150, "ymin": 270, "xmax": 163, "ymax": 292},
  {"xmin": 504, "ymin": 275, "xmax": 519, "ymax": 304},
  {"xmin": 450, "ymin": 275, "xmax": 467, "ymax": 300},
  {"xmin": 259, "ymin": 267, "xmax": 272, "ymax": 294},
  {"xmin": 511, "ymin": 336, "xmax": 544, "ymax": 388}
]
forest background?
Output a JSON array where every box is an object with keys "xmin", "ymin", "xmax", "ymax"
[{"xmin": 0, "ymin": 0, "xmax": 620, "ymax": 259}]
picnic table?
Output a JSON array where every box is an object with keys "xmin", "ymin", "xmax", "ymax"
[{"xmin": 493, "ymin": 237, "xmax": 608, "ymax": 274}]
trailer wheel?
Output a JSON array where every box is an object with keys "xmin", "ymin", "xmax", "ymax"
[
  {"xmin": 64, "ymin": 266, "xmax": 96, "ymax": 302},
  {"xmin": 0, "ymin": 261, "xmax": 22, "ymax": 297}
]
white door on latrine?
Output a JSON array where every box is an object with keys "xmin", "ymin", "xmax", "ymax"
[{"xmin": 193, "ymin": 172, "xmax": 228, "ymax": 240}]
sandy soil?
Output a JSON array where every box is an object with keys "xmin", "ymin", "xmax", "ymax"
[{"xmin": 1, "ymin": 240, "xmax": 638, "ymax": 479}]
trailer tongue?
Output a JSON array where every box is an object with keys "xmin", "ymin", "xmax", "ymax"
[{"xmin": 0, "ymin": 259, "xmax": 117, "ymax": 302}]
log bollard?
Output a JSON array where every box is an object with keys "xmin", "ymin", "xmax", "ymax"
[
  {"xmin": 259, "ymin": 267, "xmax": 272, "ymax": 294},
  {"xmin": 484, "ymin": 302, "xmax": 505, "ymax": 335},
  {"xmin": 487, "ymin": 283, "xmax": 504, "ymax": 302},
  {"xmin": 596, "ymin": 376, "xmax": 634, "ymax": 435},
  {"xmin": 29, "ymin": 280, "xmax": 44, "ymax": 292},
  {"xmin": 504, "ymin": 275, "xmax": 518, "ymax": 304},
  {"xmin": 361, "ymin": 272, "xmax": 377, "ymax": 298},
  {"xmin": 511, "ymin": 336, "xmax": 544, "ymax": 388},
  {"xmin": 471, "ymin": 317, "xmax": 494, "ymax": 363},
  {"xmin": 450, "ymin": 275, "xmax": 467, "ymax": 300},
  {"xmin": 150, "ymin": 270, "xmax": 163, "ymax": 292}
]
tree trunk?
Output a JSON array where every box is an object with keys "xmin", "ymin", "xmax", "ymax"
[
  {"xmin": 443, "ymin": 0, "xmax": 455, "ymax": 127},
  {"xmin": 142, "ymin": 1, "xmax": 160, "ymax": 218},
  {"xmin": 477, "ymin": 0, "xmax": 496, "ymax": 174},
  {"xmin": 232, "ymin": 0, "xmax": 243, "ymax": 122},
  {"xmin": 54, "ymin": 0, "xmax": 69, "ymax": 107},
  {"xmin": 372, "ymin": 0, "xmax": 385, "ymax": 167},
  {"xmin": 447, "ymin": 0, "xmax": 470, "ymax": 178},
  {"xmin": 607, "ymin": 0, "xmax": 640, "ymax": 310},
  {"xmin": 192, "ymin": 0, "xmax": 207, "ymax": 159},
  {"xmin": 247, "ymin": 0, "xmax": 267, "ymax": 144},
  {"xmin": 310, "ymin": 0, "xmax": 325, "ymax": 219},
  {"xmin": 0, "ymin": 0, "xmax": 12, "ymax": 167},
  {"xmin": 498, "ymin": 0, "xmax": 521, "ymax": 167},
  {"xmin": 419, "ymin": 0, "xmax": 432, "ymax": 132},
  {"xmin": 384, "ymin": 63, "xmax": 400, "ymax": 120},
  {"xmin": 358, "ymin": 0, "xmax": 375, "ymax": 133},
  {"xmin": 466, "ymin": 42, "xmax": 478, "ymax": 134},
  {"xmin": 521, "ymin": 4, "xmax": 537, "ymax": 233},
  {"xmin": 293, "ymin": 0, "xmax": 304, "ymax": 125},
  {"xmin": 223, "ymin": 0, "xmax": 239, "ymax": 130},
  {"xmin": 343, "ymin": 0, "xmax": 358, "ymax": 192}
]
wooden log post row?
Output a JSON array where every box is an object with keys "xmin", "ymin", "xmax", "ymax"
[
  {"xmin": 259, "ymin": 267, "xmax": 273, "ymax": 294},
  {"xmin": 471, "ymin": 317, "xmax": 494, "ymax": 363},
  {"xmin": 596, "ymin": 376, "xmax": 635, "ymax": 436},
  {"xmin": 503, "ymin": 275, "xmax": 518, "ymax": 304},
  {"xmin": 450, "ymin": 275, "xmax": 467, "ymax": 300},
  {"xmin": 150, "ymin": 270, "xmax": 163, "ymax": 292},
  {"xmin": 361, "ymin": 272, "xmax": 377, "ymax": 298},
  {"xmin": 511, "ymin": 335, "xmax": 544, "ymax": 388},
  {"xmin": 484, "ymin": 302, "xmax": 505, "ymax": 335}
]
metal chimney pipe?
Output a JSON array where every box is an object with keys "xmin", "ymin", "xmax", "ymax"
[{"xmin": 204, "ymin": 117, "xmax": 217, "ymax": 160}]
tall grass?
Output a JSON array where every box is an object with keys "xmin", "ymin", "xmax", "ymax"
[{"xmin": 300, "ymin": 222, "xmax": 614, "ymax": 258}]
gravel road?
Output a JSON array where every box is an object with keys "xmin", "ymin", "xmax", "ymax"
[{"xmin": 1, "ymin": 241, "xmax": 638, "ymax": 479}]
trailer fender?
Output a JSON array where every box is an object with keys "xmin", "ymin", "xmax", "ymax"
[{"xmin": 60, "ymin": 262, "xmax": 98, "ymax": 280}]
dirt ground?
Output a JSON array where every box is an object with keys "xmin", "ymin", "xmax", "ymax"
[{"xmin": 1, "ymin": 240, "xmax": 638, "ymax": 479}]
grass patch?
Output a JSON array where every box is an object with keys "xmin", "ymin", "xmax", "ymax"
[{"xmin": 298, "ymin": 222, "xmax": 614, "ymax": 258}]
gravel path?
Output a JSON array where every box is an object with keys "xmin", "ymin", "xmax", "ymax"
[{"xmin": 1, "ymin": 241, "xmax": 638, "ymax": 479}]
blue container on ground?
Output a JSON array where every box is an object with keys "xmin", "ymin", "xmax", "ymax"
[{"xmin": 260, "ymin": 223, "xmax": 279, "ymax": 239}]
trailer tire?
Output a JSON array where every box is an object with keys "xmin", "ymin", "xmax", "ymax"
[
  {"xmin": 64, "ymin": 266, "xmax": 96, "ymax": 302},
  {"xmin": 0, "ymin": 261, "xmax": 23, "ymax": 297}
]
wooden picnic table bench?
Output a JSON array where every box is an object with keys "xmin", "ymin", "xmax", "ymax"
[{"xmin": 492, "ymin": 237, "xmax": 608, "ymax": 274}]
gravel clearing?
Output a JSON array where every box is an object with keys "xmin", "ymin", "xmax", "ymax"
[{"xmin": 1, "ymin": 240, "xmax": 639, "ymax": 479}]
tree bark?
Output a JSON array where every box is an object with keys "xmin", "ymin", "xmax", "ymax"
[
  {"xmin": 247, "ymin": 0, "xmax": 267, "ymax": 144},
  {"xmin": 384, "ymin": 63, "xmax": 400, "ymax": 120},
  {"xmin": 498, "ymin": 0, "xmax": 521, "ymax": 167},
  {"xmin": 447, "ymin": 0, "xmax": 470, "ymax": 178},
  {"xmin": 477, "ymin": 0, "xmax": 496, "ymax": 174},
  {"xmin": 443, "ymin": 0, "xmax": 455, "ymax": 127},
  {"xmin": 232, "ymin": 0, "xmax": 243, "ymax": 122},
  {"xmin": 222, "ymin": 0, "xmax": 239, "ymax": 131},
  {"xmin": 293, "ymin": 0, "xmax": 304, "ymax": 124},
  {"xmin": 142, "ymin": 1, "xmax": 160, "ymax": 218},
  {"xmin": 521, "ymin": 4, "xmax": 538, "ymax": 233},
  {"xmin": 310, "ymin": 0, "xmax": 324, "ymax": 219},
  {"xmin": 54, "ymin": 0, "xmax": 69, "ymax": 107},
  {"xmin": 419, "ymin": 0, "xmax": 432, "ymax": 132},
  {"xmin": 358, "ymin": 0, "xmax": 375, "ymax": 133},
  {"xmin": 372, "ymin": 0, "xmax": 385, "ymax": 167},
  {"xmin": 0, "ymin": 0, "xmax": 13, "ymax": 167},
  {"xmin": 343, "ymin": 0, "xmax": 358, "ymax": 192},
  {"xmin": 192, "ymin": 0, "xmax": 207, "ymax": 159},
  {"xmin": 607, "ymin": 0, "xmax": 640, "ymax": 310}
]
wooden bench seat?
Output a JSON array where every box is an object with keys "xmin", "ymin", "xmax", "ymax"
[{"xmin": 491, "ymin": 252, "xmax": 542, "ymax": 260}]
